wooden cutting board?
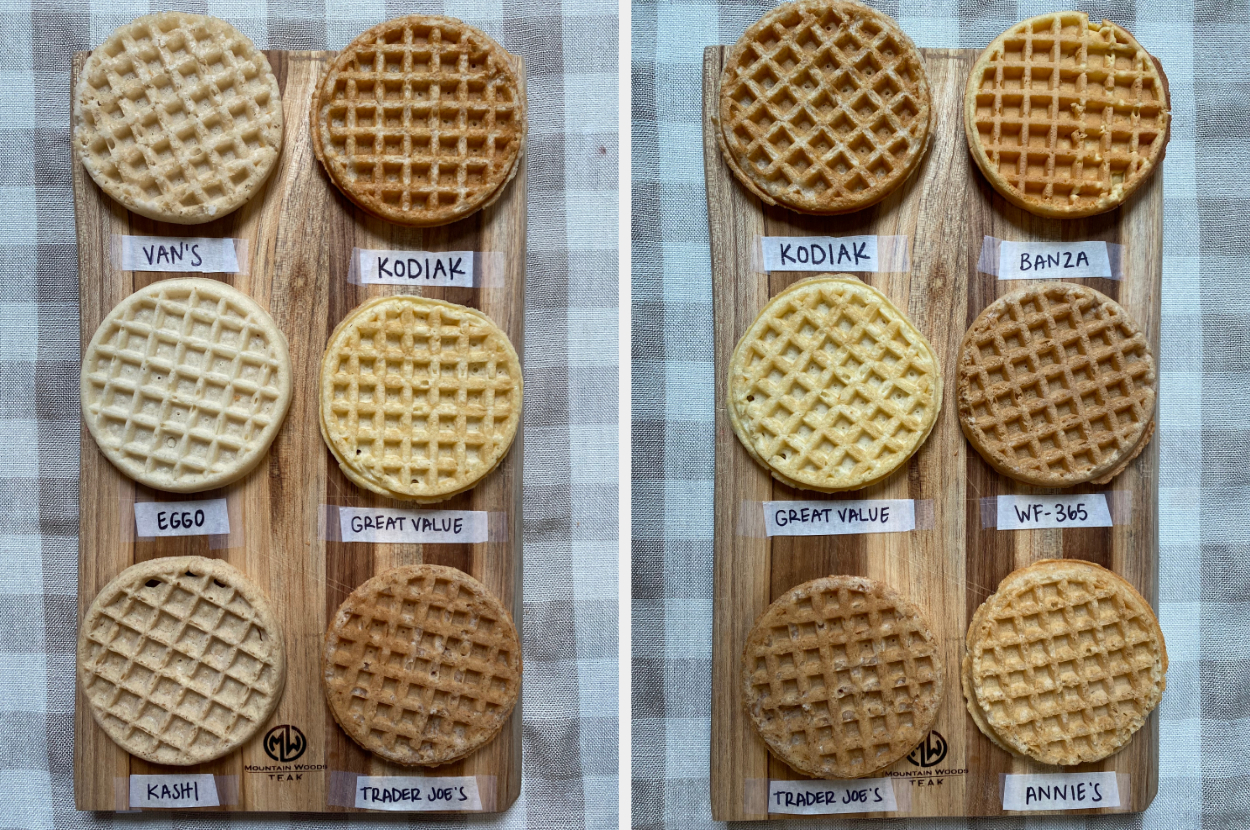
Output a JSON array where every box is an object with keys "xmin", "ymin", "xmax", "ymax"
[
  {"xmin": 72, "ymin": 50, "xmax": 525, "ymax": 813},
  {"xmin": 705, "ymin": 46, "xmax": 1161, "ymax": 821}
]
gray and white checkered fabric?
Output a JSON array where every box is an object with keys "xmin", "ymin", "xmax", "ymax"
[
  {"xmin": 0, "ymin": 1, "xmax": 617, "ymax": 827},
  {"xmin": 633, "ymin": 0, "xmax": 1245, "ymax": 827}
]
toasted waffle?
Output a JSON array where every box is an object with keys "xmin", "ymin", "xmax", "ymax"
[
  {"xmin": 729, "ymin": 275, "xmax": 941, "ymax": 492},
  {"xmin": 717, "ymin": 0, "xmax": 931, "ymax": 214},
  {"xmin": 77, "ymin": 556, "xmax": 286, "ymax": 765},
  {"xmin": 964, "ymin": 559, "xmax": 1167, "ymax": 765},
  {"xmin": 741, "ymin": 575, "xmax": 943, "ymax": 779},
  {"xmin": 81, "ymin": 278, "xmax": 292, "ymax": 493},
  {"xmin": 322, "ymin": 564, "xmax": 521, "ymax": 766},
  {"xmin": 957, "ymin": 283, "xmax": 1155, "ymax": 487},
  {"xmin": 964, "ymin": 12, "xmax": 1170, "ymax": 218},
  {"xmin": 73, "ymin": 13, "xmax": 283, "ymax": 224},
  {"xmin": 319, "ymin": 295, "xmax": 521, "ymax": 502},
  {"xmin": 312, "ymin": 15, "xmax": 526, "ymax": 227}
]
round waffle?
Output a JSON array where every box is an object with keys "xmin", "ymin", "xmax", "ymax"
[
  {"xmin": 81, "ymin": 278, "xmax": 293, "ymax": 493},
  {"xmin": 964, "ymin": 12, "xmax": 1170, "ymax": 218},
  {"xmin": 78, "ymin": 556, "xmax": 286, "ymax": 765},
  {"xmin": 717, "ymin": 0, "xmax": 931, "ymax": 215},
  {"xmin": 73, "ymin": 13, "xmax": 283, "ymax": 224},
  {"xmin": 319, "ymin": 295, "xmax": 522, "ymax": 502},
  {"xmin": 322, "ymin": 564, "xmax": 521, "ymax": 766},
  {"xmin": 742, "ymin": 575, "xmax": 943, "ymax": 779},
  {"xmin": 729, "ymin": 275, "xmax": 941, "ymax": 493},
  {"xmin": 963, "ymin": 559, "xmax": 1167, "ymax": 765},
  {"xmin": 957, "ymin": 283, "xmax": 1155, "ymax": 487},
  {"xmin": 312, "ymin": 15, "xmax": 526, "ymax": 227}
]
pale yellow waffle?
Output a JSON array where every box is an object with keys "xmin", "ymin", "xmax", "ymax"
[
  {"xmin": 319, "ymin": 295, "xmax": 522, "ymax": 502},
  {"xmin": 964, "ymin": 12, "xmax": 1170, "ymax": 218},
  {"xmin": 717, "ymin": 0, "xmax": 931, "ymax": 214},
  {"xmin": 322, "ymin": 564, "xmax": 521, "ymax": 766},
  {"xmin": 78, "ymin": 556, "xmax": 286, "ymax": 765},
  {"xmin": 73, "ymin": 13, "xmax": 283, "ymax": 224},
  {"xmin": 312, "ymin": 15, "xmax": 526, "ymax": 227},
  {"xmin": 957, "ymin": 283, "xmax": 1155, "ymax": 487},
  {"xmin": 965, "ymin": 559, "xmax": 1167, "ymax": 765},
  {"xmin": 742, "ymin": 575, "xmax": 943, "ymax": 779},
  {"xmin": 729, "ymin": 275, "xmax": 941, "ymax": 492},
  {"xmin": 81, "ymin": 278, "xmax": 292, "ymax": 493}
]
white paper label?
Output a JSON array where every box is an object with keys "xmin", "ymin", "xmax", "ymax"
[
  {"xmin": 355, "ymin": 249, "xmax": 475, "ymax": 287},
  {"xmin": 764, "ymin": 500, "xmax": 915, "ymax": 537},
  {"xmin": 355, "ymin": 776, "xmax": 481, "ymax": 811},
  {"xmin": 768, "ymin": 778, "xmax": 897, "ymax": 815},
  {"xmin": 996, "ymin": 494, "xmax": 1112, "ymax": 530},
  {"xmin": 134, "ymin": 498, "xmax": 230, "ymax": 537},
  {"xmin": 761, "ymin": 236, "xmax": 880, "ymax": 271},
  {"xmin": 1002, "ymin": 772, "xmax": 1119, "ymax": 811},
  {"xmin": 130, "ymin": 774, "xmax": 219, "ymax": 808},
  {"xmin": 337, "ymin": 507, "xmax": 488, "ymax": 544},
  {"xmin": 997, "ymin": 240, "xmax": 1113, "ymax": 280},
  {"xmin": 119, "ymin": 236, "xmax": 241, "ymax": 273}
]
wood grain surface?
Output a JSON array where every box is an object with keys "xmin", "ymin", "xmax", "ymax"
[
  {"xmin": 706, "ymin": 46, "xmax": 1162, "ymax": 821},
  {"xmin": 73, "ymin": 50, "xmax": 526, "ymax": 814}
]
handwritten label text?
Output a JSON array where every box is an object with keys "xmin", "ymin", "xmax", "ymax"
[
  {"xmin": 768, "ymin": 778, "xmax": 897, "ymax": 815},
  {"xmin": 996, "ymin": 240, "xmax": 1114, "ymax": 281},
  {"xmin": 1002, "ymin": 772, "xmax": 1119, "ymax": 811},
  {"xmin": 134, "ymin": 498, "xmax": 230, "ymax": 538},
  {"xmin": 355, "ymin": 776, "xmax": 481, "ymax": 811},
  {"xmin": 355, "ymin": 249, "xmax": 475, "ymax": 287},
  {"xmin": 996, "ymin": 494, "xmax": 1112, "ymax": 530},
  {"xmin": 761, "ymin": 236, "xmax": 883, "ymax": 272},
  {"xmin": 130, "ymin": 774, "xmax": 220, "ymax": 808},
  {"xmin": 764, "ymin": 499, "xmax": 916, "ymax": 537},
  {"xmin": 337, "ymin": 507, "xmax": 488, "ymax": 544},
  {"xmin": 118, "ymin": 236, "xmax": 242, "ymax": 273}
]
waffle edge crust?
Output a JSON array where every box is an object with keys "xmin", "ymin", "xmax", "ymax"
[
  {"xmin": 322, "ymin": 564, "xmax": 522, "ymax": 766},
  {"xmin": 77, "ymin": 556, "xmax": 287, "ymax": 765},
  {"xmin": 73, "ymin": 12, "xmax": 283, "ymax": 224},
  {"xmin": 963, "ymin": 559, "xmax": 1167, "ymax": 765},
  {"xmin": 964, "ymin": 11, "xmax": 1171, "ymax": 218},
  {"xmin": 311, "ymin": 15, "xmax": 526, "ymax": 227},
  {"xmin": 741, "ymin": 575, "xmax": 944, "ymax": 779},
  {"xmin": 717, "ymin": 0, "xmax": 931, "ymax": 215}
]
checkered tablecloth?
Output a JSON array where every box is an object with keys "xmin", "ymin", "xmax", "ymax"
[
  {"xmin": 633, "ymin": 1, "xmax": 1244, "ymax": 827},
  {"xmin": 0, "ymin": 1, "xmax": 618, "ymax": 827}
]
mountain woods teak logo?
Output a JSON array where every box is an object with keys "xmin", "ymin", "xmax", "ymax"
[
  {"xmin": 906, "ymin": 730, "xmax": 948, "ymax": 768},
  {"xmin": 264, "ymin": 725, "xmax": 307, "ymax": 763}
]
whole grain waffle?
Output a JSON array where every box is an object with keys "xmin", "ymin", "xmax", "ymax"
[
  {"xmin": 964, "ymin": 559, "xmax": 1167, "ymax": 765},
  {"xmin": 319, "ymin": 295, "xmax": 522, "ymax": 502},
  {"xmin": 957, "ymin": 283, "xmax": 1155, "ymax": 487},
  {"xmin": 322, "ymin": 564, "xmax": 521, "ymax": 766},
  {"xmin": 964, "ymin": 12, "xmax": 1170, "ymax": 218},
  {"xmin": 73, "ymin": 13, "xmax": 283, "ymax": 224},
  {"xmin": 717, "ymin": 0, "xmax": 931, "ymax": 215},
  {"xmin": 81, "ymin": 278, "xmax": 293, "ymax": 493},
  {"xmin": 77, "ymin": 556, "xmax": 286, "ymax": 765},
  {"xmin": 741, "ymin": 575, "xmax": 943, "ymax": 779},
  {"xmin": 729, "ymin": 275, "xmax": 941, "ymax": 492},
  {"xmin": 312, "ymin": 15, "xmax": 526, "ymax": 227}
]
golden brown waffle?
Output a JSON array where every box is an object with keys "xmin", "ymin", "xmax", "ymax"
[
  {"xmin": 729, "ymin": 275, "xmax": 941, "ymax": 492},
  {"xmin": 322, "ymin": 564, "xmax": 521, "ymax": 766},
  {"xmin": 77, "ymin": 556, "xmax": 286, "ymax": 765},
  {"xmin": 81, "ymin": 278, "xmax": 293, "ymax": 493},
  {"xmin": 741, "ymin": 575, "xmax": 943, "ymax": 779},
  {"xmin": 965, "ymin": 559, "xmax": 1167, "ymax": 765},
  {"xmin": 964, "ymin": 12, "xmax": 1170, "ymax": 218},
  {"xmin": 73, "ymin": 13, "xmax": 283, "ymax": 224},
  {"xmin": 957, "ymin": 283, "xmax": 1155, "ymax": 487},
  {"xmin": 312, "ymin": 15, "xmax": 526, "ymax": 227},
  {"xmin": 319, "ymin": 295, "xmax": 522, "ymax": 502},
  {"xmin": 717, "ymin": 0, "xmax": 931, "ymax": 214}
]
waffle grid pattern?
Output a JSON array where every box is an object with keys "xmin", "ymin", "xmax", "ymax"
[
  {"xmin": 74, "ymin": 12, "xmax": 282, "ymax": 223},
  {"xmin": 719, "ymin": 0, "xmax": 929, "ymax": 211},
  {"xmin": 323, "ymin": 566, "xmax": 521, "ymax": 765},
  {"xmin": 970, "ymin": 567, "xmax": 1165, "ymax": 764},
  {"xmin": 732, "ymin": 279, "xmax": 939, "ymax": 491},
  {"xmin": 958, "ymin": 285, "xmax": 1154, "ymax": 485},
  {"xmin": 967, "ymin": 12, "xmax": 1168, "ymax": 215},
  {"xmin": 743, "ymin": 578, "xmax": 942, "ymax": 778},
  {"xmin": 322, "ymin": 297, "xmax": 521, "ymax": 500},
  {"xmin": 82, "ymin": 280, "xmax": 289, "ymax": 492},
  {"xmin": 316, "ymin": 16, "xmax": 523, "ymax": 225},
  {"xmin": 79, "ymin": 559, "xmax": 284, "ymax": 765}
]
